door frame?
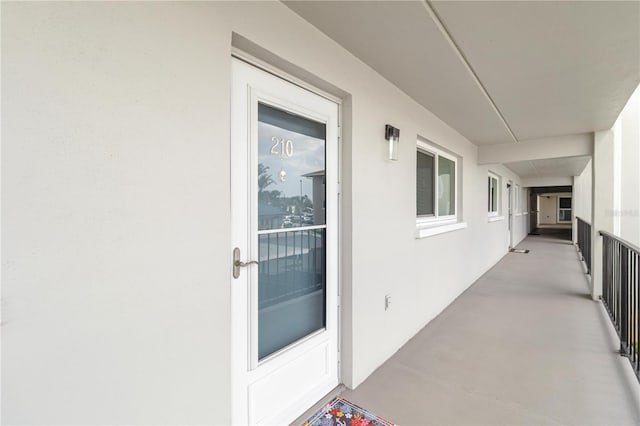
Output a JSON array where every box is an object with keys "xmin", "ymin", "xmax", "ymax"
[
  {"xmin": 507, "ymin": 181, "xmax": 513, "ymax": 248},
  {"xmin": 229, "ymin": 53, "xmax": 343, "ymax": 425}
]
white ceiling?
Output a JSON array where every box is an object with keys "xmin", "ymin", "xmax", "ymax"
[
  {"xmin": 285, "ymin": 0, "xmax": 514, "ymax": 145},
  {"xmin": 285, "ymin": 0, "xmax": 640, "ymax": 147},
  {"xmin": 431, "ymin": 1, "xmax": 640, "ymax": 142},
  {"xmin": 504, "ymin": 156, "xmax": 591, "ymax": 179}
]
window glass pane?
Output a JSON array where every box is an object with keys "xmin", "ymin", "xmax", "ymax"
[
  {"xmin": 559, "ymin": 197, "xmax": 572, "ymax": 209},
  {"xmin": 559, "ymin": 209, "xmax": 572, "ymax": 221},
  {"xmin": 488, "ymin": 177, "xmax": 491, "ymax": 211},
  {"xmin": 489, "ymin": 177, "xmax": 498, "ymax": 212},
  {"xmin": 438, "ymin": 156, "xmax": 455, "ymax": 216},
  {"xmin": 417, "ymin": 151, "xmax": 434, "ymax": 216},
  {"xmin": 258, "ymin": 103, "xmax": 326, "ymax": 231}
]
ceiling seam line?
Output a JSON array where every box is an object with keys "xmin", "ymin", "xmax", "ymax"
[{"xmin": 423, "ymin": 0, "xmax": 519, "ymax": 144}]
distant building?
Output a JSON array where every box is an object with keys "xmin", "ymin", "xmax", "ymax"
[{"xmin": 258, "ymin": 203, "xmax": 288, "ymax": 230}]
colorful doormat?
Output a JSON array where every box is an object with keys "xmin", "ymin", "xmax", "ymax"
[{"xmin": 303, "ymin": 396, "xmax": 395, "ymax": 426}]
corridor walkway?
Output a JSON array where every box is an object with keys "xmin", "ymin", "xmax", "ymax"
[{"xmin": 341, "ymin": 234, "xmax": 640, "ymax": 425}]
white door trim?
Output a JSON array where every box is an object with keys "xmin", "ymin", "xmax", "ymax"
[
  {"xmin": 507, "ymin": 181, "xmax": 513, "ymax": 248},
  {"xmin": 230, "ymin": 57, "xmax": 341, "ymax": 425},
  {"xmin": 231, "ymin": 50, "xmax": 343, "ymax": 106}
]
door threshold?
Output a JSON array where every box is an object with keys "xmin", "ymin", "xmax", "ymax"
[{"xmin": 290, "ymin": 384, "xmax": 346, "ymax": 426}]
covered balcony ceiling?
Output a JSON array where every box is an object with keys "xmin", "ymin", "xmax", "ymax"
[
  {"xmin": 284, "ymin": 0, "xmax": 640, "ymax": 147},
  {"xmin": 504, "ymin": 156, "xmax": 592, "ymax": 180}
]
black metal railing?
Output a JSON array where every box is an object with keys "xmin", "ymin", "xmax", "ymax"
[
  {"xmin": 257, "ymin": 228, "xmax": 325, "ymax": 309},
  {"xmin": 601, "ymin": 231, "xmax": 639, "ymax": 381},
  {"xmin": 576, "ymin": 217, "xmax": 592, "ymax": 274}
]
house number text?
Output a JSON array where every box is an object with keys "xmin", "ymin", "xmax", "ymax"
[{"xmin": 270, "ymin": 136, "xmax": 294, "ymax": 158}]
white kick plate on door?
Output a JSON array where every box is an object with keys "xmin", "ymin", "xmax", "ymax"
[{"xmin": 248, "ymin": 342, "xmax": 329, "ymax": 425}]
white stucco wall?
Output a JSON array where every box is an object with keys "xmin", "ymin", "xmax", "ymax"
[
  {"xmin": 617, "ymin": 85, "xmax": 640, "ymax": 246},
  {"xmin": 2, "ymin": 2, "xmax": 526, "ymax": 424},
  {"xmin": 2, "ymin": 3, "xmax": 235, "ymax": 425},
  {"xmin": 573, "ymin": 159, "xmax": 593, "ymax": 226},
  {"xmin": 573, "ymin": 159, "xmax": 593, "ymax": 245}
]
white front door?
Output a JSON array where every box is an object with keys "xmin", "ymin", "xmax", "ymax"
[{"xmin": 230, "ymin": 58, "xmax": 340, "ymax": 425}]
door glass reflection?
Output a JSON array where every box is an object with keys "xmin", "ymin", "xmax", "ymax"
[
  {"xmin": 257, "ymin": 103, "xmax": 327, "ymax": 360},
  {"xmin": 257, "ymin": 103, "xmax": 326, "ymax": 231},
  {"xmin": 257, "ymin": 229, "xmax": 325, "ymax": 360}
]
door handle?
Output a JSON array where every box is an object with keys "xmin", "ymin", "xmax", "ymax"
[{"xmin": 233, "ymin": 247, "xmax": 258, "ymax": 279}]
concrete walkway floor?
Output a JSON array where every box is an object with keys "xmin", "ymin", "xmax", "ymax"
[{"xmin": 341, "ymin": 234, "xmax": 640, "ymax": 425}]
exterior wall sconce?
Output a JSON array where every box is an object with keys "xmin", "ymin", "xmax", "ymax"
[{"xmin": 385, "ymin": 124, "xmax": 400, "ymax": 161}]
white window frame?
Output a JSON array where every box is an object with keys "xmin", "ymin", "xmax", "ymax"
[
  {"xmin": 416, "ymin": 139, "xmax": 459, "ymax": 231},
  {"xmin": 514, "ymin": 184, "xmax": 521, "ymax": 216},
  {"xmin": 488, "ymin": 171, "xmax": 500, "ymax": 218}
]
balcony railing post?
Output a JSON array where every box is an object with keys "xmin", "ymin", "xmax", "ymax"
[
  {"xmin": 620, "ymin": 246, "xmax": 629, "ymax": 355},
  {"xmin": 603, "ymin": 235, "xmax": 609, "ymax": 309},
  {"xmin": 631, "ymin": 253, "xmax": 640, "ymax": 380}
]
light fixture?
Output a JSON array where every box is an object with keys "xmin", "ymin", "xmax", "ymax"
[{"xmin": 385, "ymin": 124, "xmax": 400, "ymax": 161}]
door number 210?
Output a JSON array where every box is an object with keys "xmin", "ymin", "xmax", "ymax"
[{"xmin": 270, "ymin": 136, "xmax": 294, "ymax": 158}]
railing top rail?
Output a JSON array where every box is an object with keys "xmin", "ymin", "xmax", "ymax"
[
  {"xmin": 599, "ymin": 230, "xmax": 640, "ymax": 254},
  {"xmin": 575, "ymin": 216, "xmax": 591, "ymax": 225}
]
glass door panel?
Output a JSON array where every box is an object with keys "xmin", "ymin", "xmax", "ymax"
[{"xmin": 257, "ymin": 102, "xmax": 327, "ymax": 360}]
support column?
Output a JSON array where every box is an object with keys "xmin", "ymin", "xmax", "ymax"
[{"xmin": 591, "ymin": 130, "xmax": 615, "ymax": 300}]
